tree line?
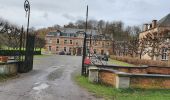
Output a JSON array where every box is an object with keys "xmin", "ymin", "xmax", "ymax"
[{"xmin": 0, "ymin": 18, "xmax": 45, "ymax": 51}]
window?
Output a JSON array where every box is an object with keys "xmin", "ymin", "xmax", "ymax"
[
  {"xmin": 64, "ymin": 47, "xmax": 67, "ymax": 52},
  {"xmin": 76, "ymin": 42, "xmax": 78, "ymax": 45},
  {"xmin": 64, "ymin": 40, "xmax": 67, "ymax": 44},
  {"xmin": 93, "ymin": 41, "xmax": 95, "ymax": 45},
  {"xmin": 49, "ymin": 46, "xmax": 51, "ymax": 51},
  {"xmin": 69, "ymin": 47, "xmax": 72, "ymax": 52},
  {"xmin": 87, "ymin": 42, "xmax": 89, "ymax": 44},
  {"xmin": 98, "ymin": 41, "xmax": 100, "ymax": 45},
  {"xmin": 70, "ymin": 40, "xmax": 73, "ymax": 44},
  {"xmin": 56, "ymin": 46, "xmax": 59, "ymax": 51},
  {"xmin": 57, "ymin": 39, "xmax": 60, "ymax": 44},
  {"xmin": 48, "ymin": 38, "xmax": 52, "ymax": 43},
  {"xmin": 162, "ymin": 48, "xmax": 168, "ymax": 60},
  {"xmin": 94, "ymin": 49, "xmax": 96, "ymax": 54},
  {"xmin": 107, "ymin": 42, "xmax": 110, "ymax": 46},
  {"xmin": 102, "ymin": 42, "xmax": 104, "ymax": 47}
]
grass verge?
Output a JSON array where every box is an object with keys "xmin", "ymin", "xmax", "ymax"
[
  {"xmin": 0, "ymin": 74, "xmax": 18, "ymax": 82},
  {"xmin": 109, "ymin": 59, "xmax": 135, "ymax": 67},
  {"xmin": 75, "ymin": 75, "xmax": 170, "ymax": 100},
  {"xmin": 34, "ymin": 54, "xmax": 51, "ymax": 58}
]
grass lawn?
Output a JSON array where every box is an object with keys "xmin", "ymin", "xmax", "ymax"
[
  {"xmin": 109, "ymin": 59, "xmax": 135, "ymax": 67},
  {"xmin": 34, "ymin": 54, "xmax": 51, "ymax": 58},
  {"xmin": 75, "ymin": 76, "xmax": 170, "ymax": 100},
  {"xmin": 0, "ymin": 75, "xmax": 18, "ymax": 82}
]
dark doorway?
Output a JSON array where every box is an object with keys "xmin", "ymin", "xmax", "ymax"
[{"xmin": 101, "ymin": 50, "xmax": 104, "ymax": 55}]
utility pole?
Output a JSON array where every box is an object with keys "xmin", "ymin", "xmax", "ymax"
[
  {"xmin": 89, "ymin": 30, "xmax": 92, "ymax": 58},
  {"xmin": 81, "ymin": 5, "xmax": 88, "ymax": 76}
]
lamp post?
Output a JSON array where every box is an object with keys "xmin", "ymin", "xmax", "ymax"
[
  {"xmin": 82, "ymin": 32, "xmax": 87, "ymax": 76},
  {"xmin": 24, "ymin": 0, "xmax": 34, "ymax": 72},
  {"xmin": 81, "ymin": 5, "xmax": 88, "ymax": 76},
  {"xmin": 24, "ymin": 0, "xmax": 30, "ymax": 37}
]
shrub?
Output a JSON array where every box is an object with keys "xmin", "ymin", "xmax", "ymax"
[
  {"xmin": 110, "ymin": 55, "xmax": 168, "ymax": 67},
  {"xmin": 0, "ymin": 50, "xmax": 41, "ymax": 56}
]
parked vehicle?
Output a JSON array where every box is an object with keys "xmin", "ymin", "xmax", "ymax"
[
  {"xmin": 59, "ymin": 51, "xmax": 65, "ymax": 55},
  {"xmin": 66, "ymin": 52, "xmax": 71, "ymax": 55},
  {"xmin": 95, "ymin": 54, "xmax": 108, "ymax": 61}
]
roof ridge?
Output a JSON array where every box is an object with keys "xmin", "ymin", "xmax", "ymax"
[{"xmin": 158, "ymin": 13, "xmax": 170, "ymax": 27}]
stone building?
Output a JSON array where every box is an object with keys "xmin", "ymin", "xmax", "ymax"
[
  {"xmin": 45, "ymin": 28, "xmax": 113, "ymax": 55},
  {"xmin": 139, "ymin": 13, "xmax": 170, "ymax": 60}
]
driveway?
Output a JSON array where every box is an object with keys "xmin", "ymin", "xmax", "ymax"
[{"xmin": 0, "ymin": 55, "xmax": 103, "ymax": 100}]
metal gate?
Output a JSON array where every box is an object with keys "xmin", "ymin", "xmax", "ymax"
[{"xmin": 0, "ymin": 22, "xmax": 36, "ymax": 73}]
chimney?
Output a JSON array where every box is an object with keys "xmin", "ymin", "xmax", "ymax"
[
  {"xmin": 149, "ymin": 24, "xmax": 152, "ymax": 29},
  {"xmin": 152, "ymin": 20, "xmax": 157, "ymax": 28},
  {"xmin": 144, "ymin": 24, "xmax": 148, "ymax": 31}
]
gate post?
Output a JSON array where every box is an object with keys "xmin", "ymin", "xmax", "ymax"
[{"xmin": 24, "ymin": 34, "xmax": 35, "ymax": 72}]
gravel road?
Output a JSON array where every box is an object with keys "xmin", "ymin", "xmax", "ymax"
[{"xmin": 0, "ymin": 55, "xmax": 104, "ymax": 100}]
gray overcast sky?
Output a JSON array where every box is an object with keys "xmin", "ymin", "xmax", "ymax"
[{"xmin": 0, "ymin": 0, "xmax": 170, "ymax": 29}]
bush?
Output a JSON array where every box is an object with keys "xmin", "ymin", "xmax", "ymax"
[
  {"xmin": 0, "ymin": 50, "xmax": 41, "ymax": 56},
  {"xmin": 110, "ymin": 55, "xmax": 168, "ymax": 67}
]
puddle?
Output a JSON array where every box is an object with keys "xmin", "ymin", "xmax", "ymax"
[
  {"xmin": 47, "ymin": 68, "xmax": 64, "ymax": 81},
  {"xmin": 33, "ymin": 83, "xmax": 49, "ymax": 91}
]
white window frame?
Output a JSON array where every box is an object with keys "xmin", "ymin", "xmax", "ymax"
[{"xmin": 162, "ymin": 48, "xmax": 168, "ymax": 60}]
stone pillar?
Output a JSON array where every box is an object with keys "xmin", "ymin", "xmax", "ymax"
[{"xmin": 88, "ymin": 66, "xmax": 99, "ymax": 83}]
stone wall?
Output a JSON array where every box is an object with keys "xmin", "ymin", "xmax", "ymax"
[
  {"xmin": 99, "ymin": 70, "xmax": 117, "ymax": 87},
  {"xmin": 130, "ymin": 76, "xmax": 170, "ymax": 89},
  {"xmin": 0, "ymin": 62, "xmax": 18, "ymax": 75},
  {"xmin": 147, "ymin": 66, "xmax": 170, "ymax": 74},
  {"xmin": 96, "ymin": 65, "xmax": 170, "ymax": 75},
  {"xmin": 96, "ymin": 68, "xmax": 170, "ymax": 89},
  {"xmin": 116, "ymin": 67, "xmax": 147, "ymax": 74}
]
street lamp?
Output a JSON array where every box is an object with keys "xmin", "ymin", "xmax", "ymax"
[
  {"xmin": 82, "ymin": 32, "xmax": 87, "ymax": 76},
  {"xmin": 81, "ymin": 5, "xmax": 88, "ymax": 76},
  {"xmin": 24, "ymin": 0, "xmax": 34, "ymax": 72},
  {"xmin": 24, "ymin": 0, "xmax": 30, "ymax": 37}
]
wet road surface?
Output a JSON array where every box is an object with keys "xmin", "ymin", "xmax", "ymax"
[{"xmin": 0, "ymin": 55, "xmax": 104, "ymax": 100}]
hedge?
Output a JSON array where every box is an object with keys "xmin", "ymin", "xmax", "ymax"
[
  {"xmin": 110, "ymin": 55, "xmax": 168, "ymax": 67},
  {"xmin": 0, "ymin": 50, "xmax": 41, "ymax": 56}
]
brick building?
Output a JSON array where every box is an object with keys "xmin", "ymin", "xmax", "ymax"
[
  {"xmin": 139, "ymin": 13, "xmax": 170, "ymax": 60},
  {"xmin": 45, "ymin": 28, "xmax": 113, "ymax": 55}
]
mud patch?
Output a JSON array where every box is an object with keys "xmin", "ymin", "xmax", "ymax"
[
  {"xmin": 33, "ymin": 83, "xmax": 49, "ymax": 91},
  {"xmin": 47, "ymin": 68, "xmax": 64, "ymax": 81}
]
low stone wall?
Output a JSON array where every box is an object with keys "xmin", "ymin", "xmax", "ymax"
[
  {"xmin": 130, "ymin": 75, "xmax": 170, "ymax": 89},
  {"xmin": 96, "ymin": 65, "xmax": 170, "ymax": 75},
  {"xmin": 99, "ymin": 70, "xmax": 118, "ymax": 87},
  {"xmin": 0, "ymin": 62, "xmax": 18, "ymax": 75},
  {"xmin": 147, "ymin": 66, "xmax": 170, "ymax": 74},
  {"xmin": 96, "ymin": 68, "xmax": 170, "ymax": 89}
]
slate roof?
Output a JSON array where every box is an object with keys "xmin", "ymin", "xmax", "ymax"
[
  {"xmin": 91, "ymin": 34, "xmax": 113, "ymax": 40},
  {"xmin": 46, "ymin": 28, "xmax": 112, "ymax": 40},
  {"xmin": 60, "ymin": 28, "xmax": 98, "ymax": 35},
  {"xmin": 158, "ymin": 13, "xmax": 170, "ymax": 27},
  {"xmin": 47, "ymin": 31, "xmax": 60, "ymax": 36},
  {"xmin": 47, "ymin": 28, "xmax": 98, "ymax": 37}
]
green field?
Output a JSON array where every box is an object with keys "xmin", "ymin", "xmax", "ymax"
[
  {"xmin": 108, "ymin": 59, "xmax": 135, "ymax": 67},
  {"xmin": 75, "ymin": 76, "xmax": 170, "ymax": 100},
  {"xmin": 34, "ymin": 54, "xmax": 51, "ymax": 58},
  {"xmin": 0, "ymin": 75, "xmax": 18, "ymax": 82}
]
